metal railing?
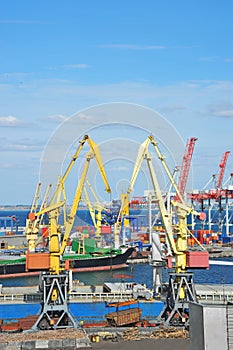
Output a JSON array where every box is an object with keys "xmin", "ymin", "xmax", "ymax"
[
  {"xmin": 0, "ymin": 294, "xmax": 25, "ymax": 302},
  {"xmin": 197, "ymin": 292, "xmax": 233, "ymax": 302},
  {"xmin": 69, "ymin": 291, "xmax": 133, "ymax": 302},
  {"xmin": 0, "ymin": 291, "xmax": 133, "ymax": 303},
  {"xmin": 1, "ymin": 290, "xmax": 233, "ymax": 303}
]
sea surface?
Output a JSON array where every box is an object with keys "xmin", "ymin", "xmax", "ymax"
[
  {"xmin": 1, "ymin": 259, "xmax": 232, "ymax": 288},
  {"xmin": 0, "ymin": 209, "xmax": 233, "ymax": 288}
]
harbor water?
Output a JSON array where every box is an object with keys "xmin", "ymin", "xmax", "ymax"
[
  {"xmin": 1, "ymin": 258, "xmax": 233, "ymax": 288},
  {"xmin": 0, "ymin": 209, "xmax": 233, "ymax": 289}
]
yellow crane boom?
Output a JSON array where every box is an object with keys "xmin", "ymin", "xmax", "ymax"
[
  {"xmin": 50, "ymin": 136, "xmax": 111, "ymax": 274},
  {"xmin": 30, "ymin": 135, "xmax": 111, "ymax": 331},
  {"xmin": 130, "ymin": 135, "xmax": 206, "ymax": 272},
  {"xmin": 26, "ymin": 135, "xmax": 111, "ymax": 275},
  {"xmin": 129, "ymin": 134, "xmax": 208, "ymax": 327}
]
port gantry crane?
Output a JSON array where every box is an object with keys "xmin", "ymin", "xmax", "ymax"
[
  {"xmin": 189, "ymin": 150, "xmax": 231, "ymax": 202},
  {"xmin": 82, "ymin": 178, "xmax": 114, "ymax": 245},
  {"xmin": 215, "ymin": 151, "xmax": 231, "ymax": 198},
  {"xmin": 174, "ymin": 137, "xmax": 198, "ymax": 202},
  {"xmin": 188, "ymin": 150, "xmax": 231, "ymax": 235},
  {"xmin": 25, "ymin": 182, "xmax": 52, "ymax": 252},
  {"xmin": 25, "ymin": 135, "xmax": 91, "ymax": 253},
  {"xmin": 113, "ymin": 145, "xmax": 150, "ymax": 248},
  {"xmin": 27, "ymin": 135, "xmax": 111, "ymax": 330},
  {"xmin": 129, "ymin": 135, "xmax": 209, "ymax": 327},
  {"xmin": 114, "ymin": 193, "xmax": 130, "ymax": 248},
  {"xmin": 115, "ymin": 138, "xmax": 197, "ymax": 248}
]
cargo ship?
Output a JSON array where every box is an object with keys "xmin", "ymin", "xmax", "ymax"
[{"xmin": 0, "ymin": 237, "xmax": 134, "ymax": 278}]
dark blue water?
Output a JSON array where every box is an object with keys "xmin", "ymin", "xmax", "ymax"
[
  {"xmin": 1, "ymin": 260, "xmax": 233, "ymax": 289},
  {"xmin": 0, "ymin": 209, "xmax": 29, "ymax": 228},
  {"xmin": 72, "ymin": 262, "xmax": 233, "ymax": 288},
  {"xmin": 0, "ymin": 210, "xmax": 233, "ymax": 288}
]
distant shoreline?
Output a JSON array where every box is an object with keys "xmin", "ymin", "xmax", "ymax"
[
  {"xmin": 0, "ymin": 205, "xmax": 89, "ymax": 211},
  {"xmin": 0, "ymin": 206, "xmax": 31, "ymax": 210}
]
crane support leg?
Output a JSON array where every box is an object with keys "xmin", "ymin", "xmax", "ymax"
[
  {"xmin": 158, "ymin": 272, "xmax": 197, "ymax": 327},
  {"xmin": 31, "ymin": 271, "xmax": 77, "ymax": 330},
  {"xmin": 152, "ymin": 262, "xmax": 163, "ymax": 296}
]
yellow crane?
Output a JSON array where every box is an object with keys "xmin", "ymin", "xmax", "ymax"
[
  {"xmin": 59, "ymin": 137, "xmax": 110, "ymax": 274},
  {"xmin": 29, "ymin": 135, "xmax": 111, "ymax": 330},
  {"xmin": 113, "ymin": 143, "xmax": 150, "ymax": 247},
  {"xmin": 25, "ymin": 135, "xmax": 89, "ymax": 254},
  {"xmin": 82, "ymin": 177, "xmax": 109, "ymax": 243},
  {"xmin": 25, "ymin": 182, "xmax": 52, "ymax": 252},
  {"xmin": 129, "ymin": 135, "xmax": 209, "ymax": 326},
  {"xmin": 113, "ymin": 193, "xmax": 130, "ymax": 248}
]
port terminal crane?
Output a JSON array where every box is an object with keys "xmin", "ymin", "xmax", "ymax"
[
  {"xmin": 188, "ymin": 150, "xmax": 231, "ymax": 237},
  {"xmin": 116, "ymin": 138, "xmax": 197, "ymax": 247},
  {"xmin": 174, "ymin": 137, "xmax": 197, "ymax": 202},
  {"xmin": 114, "ymin": 193, "xmax": 130, "ymax": 248},
  {"xmin": 25, "ymin": 182, "xmax": 52, "ymax": 252},
  {"xmin": 189, "ymin": 150, "xmax": 231, "ymax": 202},
  {"xmin": 82, "ymin": 178, "xmax": 115, "ymax": 245},
  {"xmin": 113, "ymin": 144, "xmax": 151, "ymax": 248},
  {"xmin": 25, "ymin": 135, "xmax": 91, "ymax": 253},
  {"xmin": 129, "ymin": 135, "xmax": 209, "ymax": 327},
  {"xmin": 27, "ymin": 135, "xmax": 111, "ymax": 330},
  {"xmin": 82, "ymin": 183, "xmax": 102, "ymax": 239}
]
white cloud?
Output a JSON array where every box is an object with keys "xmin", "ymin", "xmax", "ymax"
[
  {"xmin": 199, "ymin": 57, "xmax": 233, "ymax": 63},
  {"xmin": 211, "ymin": 109, "xmax": 233, "ymax": 118},
  {"xmin": 77, "ymin": 113, "xmax": 96, "ymax": 122},
  {"xmin": 0, "ymin": 116, "xmax": 23, "ymax": 126},
  {"xmin": 4, "ymin": 144, "xmax": 41, "ymax": 151},
  {"xmin": 45, "ymin": 114, "xmax": 68, "ymax": 122},
  {"xmin": 199, "ymin": 56, "xmax": 218, "ymax": 62},
  {"xmin": 0, "ymin": 138, "xmax": 43, "ymax": 152},
  {"xmin": 0, "ymin": 20, "xmax": 41, "ymax": 24},
  {"xmin": 208, "ymin": 103, "xmax": 233, "ymax": 119},
  {"xmin": 47, "ymin": 64, "xmax": 91, "ymax": 71},
  {"xmin": 98, "ymin": 44, "xmax": 166, "ymax": 50},
  {"xmin": 63, "ymin": 64, "xmax": 91, "ymax": 69},
  {"xmin": 40, "ymin": 113, "xmax": 97, "ymax": 125},
  {"xmin": 0, "ymin": 137, "xmax": 44, "ymax": 153},
  {"xmin": 158, "ymin": 105, "xmax": 186, "ymax": 113},
  {"xmin": 0, "ymin": 162, "xmax": 24, "ymax": 169}
]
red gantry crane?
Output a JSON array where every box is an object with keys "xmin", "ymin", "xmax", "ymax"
[
  {"xmin": 215, "ymin": 151, "xmax": 231, "ymax": 199},
  {"xmin": 175, "ymin": 137, "xmax": 197, "ymax": 202},
  {"xmin": 189, "ymin": 150, "xmax": 231, "ymax": 202}
]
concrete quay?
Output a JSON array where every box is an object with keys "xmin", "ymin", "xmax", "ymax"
[
  {"xmin": 0, "ymin": 327, "xmax": 189, "ymax": 350},
  {"xmin": 0, "ymin": 338, "xmax": 91, "ymax": 349},
  {"xmin": 0, "ymin": 329, "xmax": 91, "ymax": 349}
]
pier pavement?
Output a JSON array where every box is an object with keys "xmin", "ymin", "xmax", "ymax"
[{"xmin": 91, "ymin": 338, "xmax": 189, "ymax": 350}]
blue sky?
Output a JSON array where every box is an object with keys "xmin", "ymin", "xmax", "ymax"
[{"xmin": 1, "ymin": 1, "xmax": 233, "ymax": 205}]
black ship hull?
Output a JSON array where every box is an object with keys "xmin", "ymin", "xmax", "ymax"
[
  {"xmin": 0, "ymin": 247, "xmax": 135, "ymax": 278},
  {"xmin": 69, "ymin": 247, "xmax": 135, "ymax": 271}
]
